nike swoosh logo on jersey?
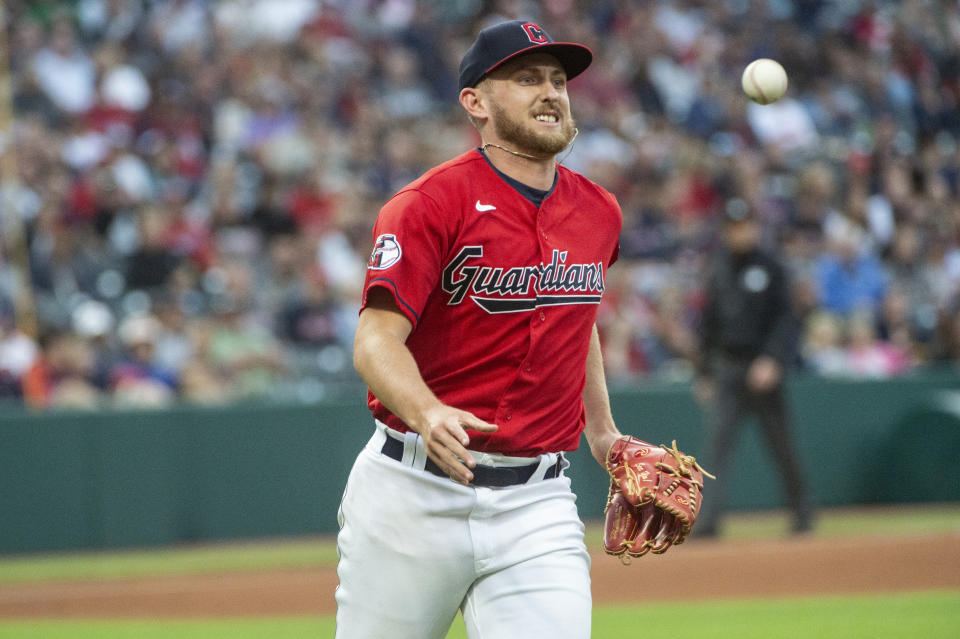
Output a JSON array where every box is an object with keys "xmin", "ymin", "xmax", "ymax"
[{"xmin": 475, "ymin": 201, "xmax": 497, "ymax": 212}]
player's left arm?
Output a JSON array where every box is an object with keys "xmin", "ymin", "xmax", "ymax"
[{"xmin": 582, "ymin": 323, "xmax": 622, "ymax": 467}]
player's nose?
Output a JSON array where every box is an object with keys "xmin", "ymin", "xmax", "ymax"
[{"xmin": 540, "ymin": 81, "xmax": 561, "ymax": 100}]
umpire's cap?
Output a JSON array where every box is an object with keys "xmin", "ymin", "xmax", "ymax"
[{"xmin": 458, "ymin": 20, "xmax": 593, "ymax": 91}]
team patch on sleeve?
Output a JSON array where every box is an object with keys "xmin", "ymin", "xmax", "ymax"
[{"xmin": 367, "ymin": 233, "xmax": 402, "ymax": 270}]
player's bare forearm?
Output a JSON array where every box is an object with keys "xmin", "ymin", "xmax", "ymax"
[
  {"xmin": 354, "ymin": 304, "xmax": 438, "ymax": 429},
  {"xmin": 354, "ymin": 289, "xmax": 497, "ymax": 483},
  {"xmin": 582, "ymin": 324, "xmax": 622, "ymax": 466}
]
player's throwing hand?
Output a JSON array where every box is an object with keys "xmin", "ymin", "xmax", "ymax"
[{"xmin": 418, "ymin": 406, "xmax": 498, "ymax": 484}]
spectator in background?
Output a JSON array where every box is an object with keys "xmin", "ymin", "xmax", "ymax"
[
  {"xmin": 110, "ymin": 314, "xmax": 179, "ymax": 407},
  {"xmin": 930, "ymin": 308, "xmax": 960, "ymax": 370},
  {"xmin": 375, "ymin": 44, "xmax": 437, "ymax": 121},
  {"xmin": 176, "ymin": 316, "xmax": 233, "ymax": 405},
  {"xmin": 877, "ymin": 284, "xmax": 923, "ymax": 368},
  {"xmin": 71, "ymin": 298, "xmax": 119, "ymax": 390},
  {"xmin": 815, "ymin": 218, "xmax": 888, "ymax": 319},
  {"xmin": 924, "ymin": 233, "xmax": 960, "ymax": 322},
  {"xmin": 29, "ymin": 16, "xmax": 96, "ymax": 115},
  {"xmin": 782, "ymin": 162, "xmax": 838, "ymax": 260},
  {"xmin": 845, "ymin": 310, "xmax": 912, "ymax": 379},
  {"xmin": 884, "ymin": 224, "xmax": 938, "ymax": 344},
  {"xmin": 644, "ymin": 283, "xmax": 699, "ymax": 378},
  {"xmin": 147, "ymin": 0, "xmax": 210, "ymax": 55},
  {"xmin": 207, "ymin": 296, "xmax": 286, "ymax": 399},
  {"xmin": 745, "ymin": 96, "xmax": 819, "ymax": 153},
  {"xmin": 22, "ymin": 330, "xmax": 102, "ymax": 410},
  {"xmin": 279, "ymin": 266, "xmax": 341, "ymax": 349},
  {"xmin": 76, "ymin": 0, "xmax": 144, "ymax": 43},
  {"xmin": 0, "ymin": 302, "xmax": 38, "ymax": 399},
  {"xmin": 800, "ymin": 310, "xmax": 849, "ymax": 377},
  {"xmin": 596, "ymin": 266, "xmax": 657, "ymax": 381},
  {"xmin": 152, "ymin": 295, "xmax": 197, "ymax": 375},
  {"xmin": 125, "ymin": 207, "xmax": 182, "ymax": 292}
]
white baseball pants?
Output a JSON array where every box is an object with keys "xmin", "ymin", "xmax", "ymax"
[{"xmin": 335, "ymin": 423, "xmax": 592, "ymax": 639}]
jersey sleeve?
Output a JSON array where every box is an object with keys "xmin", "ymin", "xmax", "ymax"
[{"xmin": 360, "ymin": 188, "xmax": 454, "ymax": 328}]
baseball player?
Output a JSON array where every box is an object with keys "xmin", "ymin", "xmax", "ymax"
[{"xmin": 336, "ymin": 21, "xmax": 624, "ymax": 639}]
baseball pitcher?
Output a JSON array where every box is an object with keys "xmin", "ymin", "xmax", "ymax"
[{"xmin": 337, "ymin": 20, "xmax": 707, "ymax": 639}]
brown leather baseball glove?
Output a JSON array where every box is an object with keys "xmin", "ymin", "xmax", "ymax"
[{"xmin": 603, "ymin": 437, "xmax": 713, "ymax": 561}]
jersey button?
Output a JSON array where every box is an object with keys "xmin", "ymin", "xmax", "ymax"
[
  {"xmin": 505, "ymin": 413, "xmax": 512, "ymax": 421},
  {"xmin": 539, "ymin": 311, "xmax": 546, "ymax": 322},
  {"xmin": 524, "ymin": 363, "xmax": 532, "ymax": 372}
]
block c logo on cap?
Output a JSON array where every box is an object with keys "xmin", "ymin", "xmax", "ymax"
[{"xmin": 522, "ymin": 22, "xmax": 549, "ymax": 44}]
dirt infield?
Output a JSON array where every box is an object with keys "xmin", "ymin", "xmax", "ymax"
[{"xmin": 1, "ymin": 533, "xmax": 958, "ymax": 618}]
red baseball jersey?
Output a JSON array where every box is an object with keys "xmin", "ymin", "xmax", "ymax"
[{"xmin": 361, "ymin": 149, "xmax": 622, "ymax": 456}]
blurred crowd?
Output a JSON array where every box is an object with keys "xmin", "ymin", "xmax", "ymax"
[{"xmin": 0, "ymin": 0, "xmax": 959, "ymax": 410}]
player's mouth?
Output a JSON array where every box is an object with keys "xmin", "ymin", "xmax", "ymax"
[{"xmin": 533, "ymin": 111, "xmax": 560, "ymax": 126}]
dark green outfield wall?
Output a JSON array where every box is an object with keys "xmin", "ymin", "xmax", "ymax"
[{"xmin": 2, "ymin": 372, "xmax": 958, "ymax": 554}]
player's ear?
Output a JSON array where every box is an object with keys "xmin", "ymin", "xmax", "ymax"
[{"xmin": 459, "ymin": 85, "xmax": 488, "ymax": 123}]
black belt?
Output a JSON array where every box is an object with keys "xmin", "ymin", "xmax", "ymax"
[{"xmin": 380, "ymin": 435, "xmax": 561, "ymax": 487}]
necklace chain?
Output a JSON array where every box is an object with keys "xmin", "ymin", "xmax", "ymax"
[
  {"xmin": 480, "ymin": 142, "xmax": 542, "ymax": 160},
  {"xmin": 480, "ymin": 128, "xmax": 580, "ymax": 165}
]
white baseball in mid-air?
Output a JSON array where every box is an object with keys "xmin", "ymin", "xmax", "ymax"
[{"xmin": 741, "ymin": 58, "xmax": 788, "ymax": 105}]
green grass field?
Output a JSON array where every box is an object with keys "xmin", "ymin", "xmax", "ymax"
[
  {"xmin": 0, "ymin": 538, "xmax": 341, "ymax": 584},
  {"xmin": 2, "ymin": 505, "xmax": 958, "ymax": 638},
  {"xmin": 1, "ymin": 592, "xmax": 958, "ymax": 638}
]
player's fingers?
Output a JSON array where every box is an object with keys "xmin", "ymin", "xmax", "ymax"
[
  {"xmin": 427, "ymin": 429, "xmax": 476, "ymax": 483},
  {"xmin": 440, "ymin": 428, "xmax": 479, "ymax": 469},
  {"xmin": 430, "ymin": 419, "xmax": 478, "ymax": 467},
  {"xmin": 437, "ymin": 450, "xmax": 474, "ymax": 485},
  {"xmin": 458, "ymin": 412, "xmax": 498, "ymax": 433},
  {"xmin": 439, "ymin": 414, "xmax": 495, "ymax": 464}
]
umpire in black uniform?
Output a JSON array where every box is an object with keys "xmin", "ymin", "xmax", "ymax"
[{"xmin": 694, "ymin": 199, "xmax": 813, "ymax": 536}]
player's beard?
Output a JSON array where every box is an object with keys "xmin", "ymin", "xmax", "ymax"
[{"xmin": 489, "ymin": 101, "xmax": 576, "ymax": 157}]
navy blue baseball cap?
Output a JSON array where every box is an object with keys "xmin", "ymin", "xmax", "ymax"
[{"xmin": 458, "ymin": 20, "xmax": 593, "ymax": 91}]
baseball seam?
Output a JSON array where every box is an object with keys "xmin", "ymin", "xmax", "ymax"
[{"xmin": 748, "ymin": 64, "xmax": 770, "ymax": 104}]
